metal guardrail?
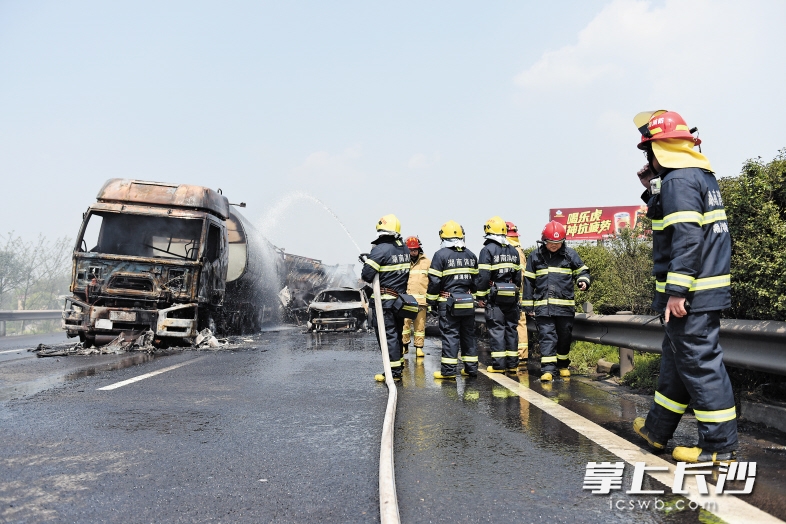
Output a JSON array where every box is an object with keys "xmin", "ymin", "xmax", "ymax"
[
  {"xmin": 0, "ymin": 310, "xmax": 61, "ymax": 321},
  {"xmin": 6, "ymin": 308, "xmax": 784, "ymax": 376},
  {"xmin": 570, "ymin": 313, "xmax": 786, "ymax": 377}
]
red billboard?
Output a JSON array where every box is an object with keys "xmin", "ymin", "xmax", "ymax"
[{"xmin": 549, "ymin": 205, "xmax": 648, "ymax": 241}]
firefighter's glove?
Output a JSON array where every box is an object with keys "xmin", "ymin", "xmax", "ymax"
[{"xmin": 358, "ymin": 253, "xmax": 370, "ymax": 264}]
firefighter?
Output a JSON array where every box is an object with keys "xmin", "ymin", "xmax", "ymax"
[
  {"xmin": 506, "ymin": 221, "xmax": 530, "ymax": 368},
  {"xmin": 476, "ymin": 216, "xmax": 522, "ymax": 373},
  {"xmin": 631, "ymin": 110, "xmax": 737, "ymax": 464},
  {"xmin": 426, "ymin": 220, "xmax": 479, "ymax": 379},
  {"xmin": 522, "ymin": 221, "xmax": 590, "ymax": 381},
  {"xmin": 360, "ymin": 214, "xmax": 410, "ymax": 382},
  {"xmin": 402, "ymin": 236, "xmax": 430, "ymax": 358}
]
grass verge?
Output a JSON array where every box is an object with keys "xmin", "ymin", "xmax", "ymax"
[{"xmin": 568, "ymin": 340, "xmax": 618, "ymax": 374}]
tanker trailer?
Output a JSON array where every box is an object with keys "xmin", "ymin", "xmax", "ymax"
[
  {"xmin": 220, "ymin": 208, "xmax": 286, "ymax": 333},
  {"xmin": 62, "ymin": 179, "xmax": 231, "ymax": 346}
]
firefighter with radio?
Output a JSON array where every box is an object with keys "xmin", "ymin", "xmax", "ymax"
[
  {"xmin": 522, "ymin": 221, "xmax": 590, "ymax": 382},
  {"xmin": 505, "ymin": 221, "xmax": 530, "ymax": 368},
  {"xmin": 631, "ymin": 110, "xmax": 737, "ymax": 464},
  {"xmin": 426, "ymin": 221, "xmax": 479, "ymax": 379},
  {"xmin": 402, "ymin": 236, "xmax": 430, "ymax": 358},
  {"xmin": 476, "ymin": 216, "xmax": 522, "ymax": 374},
  {"xmin": 360, "ymin": 214, "xmax": 410, "ymax": 382}
]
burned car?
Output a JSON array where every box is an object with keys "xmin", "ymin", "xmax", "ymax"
[{"xmin": 306, "ymin": 288, "xmax": 368, "ymax": 332}]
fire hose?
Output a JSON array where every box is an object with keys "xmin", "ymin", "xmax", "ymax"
[{"xmin": 372, "ymin": 274, "xmax": 401, "ymax": 524}]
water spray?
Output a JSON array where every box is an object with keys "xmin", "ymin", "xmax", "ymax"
[{"xmin": 258, "ymin": 191, "xmax": 362, "ymax": 254}]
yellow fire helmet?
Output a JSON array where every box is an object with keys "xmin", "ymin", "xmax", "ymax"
[
  {"xmin": 376, "ymin": 214, "xmax": 401, "ymax": 234},
  {"xmin": 483, "ymin": 216, "xmax": 507, "ymax": 236},
  {"xmin": 439, "ymin": 220, "xmax": 465, "ymax": 239}
]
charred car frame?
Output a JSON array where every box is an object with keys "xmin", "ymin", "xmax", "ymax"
[{"xmin": 306, "ymin": 288, "xmax": 368, "ymax": 332}]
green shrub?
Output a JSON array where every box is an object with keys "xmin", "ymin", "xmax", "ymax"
[
  {"xmin": 719, "ymin": 149, "xmax": 786, "ymax": 320},
  {"xmin": 621, "ymin": 352, "xmax": 661, "ymax": 392}
]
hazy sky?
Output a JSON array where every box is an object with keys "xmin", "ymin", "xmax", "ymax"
[{"xmin": 2, "ymin": 0, "xmax": 784, "ymax": 268}]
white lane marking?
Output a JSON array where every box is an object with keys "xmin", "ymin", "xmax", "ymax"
[
  {"xmin": 0, "ymin": 349, "xmax": 28, "ymax": 354},
  {"xmin": 97, "ymin": 357, "xmax": 204, "ymax": 390},
  {"xmin": 480, "ymin": 370, "xmax": 784, "ymax": 524}
]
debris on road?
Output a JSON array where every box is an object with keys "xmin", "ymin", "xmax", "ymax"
[
  {"xmin": 194, "ymin": 328, "xmax": 228, "ymax": 349},
  {"xmin": 32, "ymin": 330, "xmax": 159, "ymax": 357},
  {"xmin": 28, "ymin": 329, "xmax": 249, "ymax": 358}
]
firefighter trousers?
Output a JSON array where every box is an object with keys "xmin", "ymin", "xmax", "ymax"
[
  {"xmin": 517, "ymin": 311, "xmax": 529, "ymax": 362},
  {"xmin": 644, "ymin": 311, "xmax": 738, "ymax": 453},
  {"xmin": 402, "ymin": 306, "xmax": 427, "ymax": 349},
  {"xmin": 438, "ymin": 303, "xmax": 478, "ymax": 376},
  {"xmin": 535, "ymin": 315, "xmax": 573, "ymax": 373},
  {"xmin": 369, "ymin": 301, "xmax": 405, "ymax": 377},
  {"xmin": 486, "ymin": 303, "xmax": 519, "ymax": 370}
]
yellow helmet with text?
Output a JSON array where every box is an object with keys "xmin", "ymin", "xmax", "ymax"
[
  {"xmin": 376, "ymin": 214, "xmax": 401, "ymax": 234},
  {"xmin": 439, "ymin": 220, "xmax": 465, "ymax": 239},
  {"xmin": 483, "ymin": 216, "xmax": 507, "ymax": 236}
]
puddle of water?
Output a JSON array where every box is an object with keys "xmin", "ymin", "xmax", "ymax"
[{"xmin": 0, "ymin": 353, "xmax": 161, "ymax": 402}]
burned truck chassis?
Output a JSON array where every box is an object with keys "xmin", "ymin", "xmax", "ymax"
[{"xmin": 63, "ymin": 297, "xmax": 204, "ymax": 346}]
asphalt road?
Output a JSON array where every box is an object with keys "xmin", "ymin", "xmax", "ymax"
[{"xmin": 1, "ymin": 329, "xmax": 785, "ymax": 523}]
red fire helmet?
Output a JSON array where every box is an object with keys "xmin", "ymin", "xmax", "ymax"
[
  {"xmin": 505, "ymin": 222, "xmax": 519, "ymax": 238},
  {"xmin": 405, "ymin": 236, "xmax": 422, "ymax": 250},
  {"xmin": 634, "ymin": 110, "xmax": 701, "ymax": 150},
  {"xmin": 541, "ymin": 221, "xmax": 566, "ymax": 243}
]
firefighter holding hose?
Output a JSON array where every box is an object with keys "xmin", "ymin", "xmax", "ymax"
[
  {"xmin": 631, "ymin": 110, "xmax": 737, "ymax": 464},
  {"xmin": 402, "ymin": 236, "xmax": 430, "ymax": 358},
  {"xmin": 360, "ymin": 214, "xmax": 410, "ymax": 382}
]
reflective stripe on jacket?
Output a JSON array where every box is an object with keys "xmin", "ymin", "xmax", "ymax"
[
  {"xmin": 523, "ymin": 244, "xmax": 589, "ymax": 317},
  {"xmin": 360, "ymin": 236, "xmax": 410, "ymax": 306},
  {"xmin": 646, "ymin": 167, "xmax": 731, "ymax": 313},
  {"xmin": 426, "ymin": 247, "xmax": 478, "ymax": 304}
]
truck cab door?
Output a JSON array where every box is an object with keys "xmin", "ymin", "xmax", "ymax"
[{"xmin": 199, "ymin": 222, "xmax": 228, "ymax": 305}]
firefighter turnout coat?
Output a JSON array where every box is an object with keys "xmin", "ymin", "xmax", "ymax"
[
  {"xmin": 522, "ymin": 244, "xmax": 590, "ymax": 317},
  {"xmin": 403, "ymin": 253, "xmax": 431, "ymax": 351},
  {"xmin": 646, "ymin": 167, "xmax": 731, "ymax": 313},
  {"xmin": 426, "ymin": 247, "xmax": 479, "ymax": 303},
  {"xmin": 407, "ymin": 254, "xmax": 431, "ymax": 306},
  {"xmin": 361, "ymin": 236, "xmax": 410, "ymax": 305},
  {"xmin": 475, "ymin": 240, "xmax": 522, "ymax": 299}
]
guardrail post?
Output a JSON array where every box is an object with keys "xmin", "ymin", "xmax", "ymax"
[
  {"xmin": 582, "ymin": 302, "xmax": 593, "ymax": 314},
  {"xmin": 616, "ymin": 311, "xmax": 634, "ymax": 377},
  {"xmin": 0, "ymin": 320, "xmax": 5, "ymax": 337}
]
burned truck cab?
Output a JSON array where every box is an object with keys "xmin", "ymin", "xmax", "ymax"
[{"xmin": 62, "ymin": 179, "xmax": 229, "ymax": 345}]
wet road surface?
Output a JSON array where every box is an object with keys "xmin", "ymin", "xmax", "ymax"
[{"xmin": 1, "ymin": 329, "xmax": 784, "ymax": 523}]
